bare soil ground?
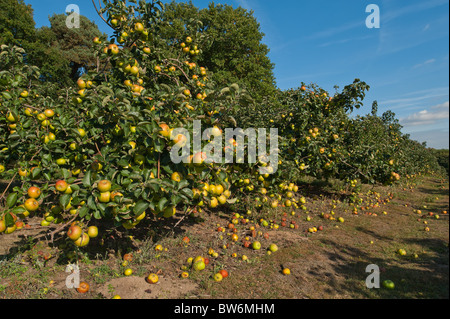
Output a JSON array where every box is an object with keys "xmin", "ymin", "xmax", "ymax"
[{"xmin": 0, "ymin": 176, "xmax": 448, "ymax": 299}]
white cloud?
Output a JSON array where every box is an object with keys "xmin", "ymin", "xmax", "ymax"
[
  {"xmin": 380, "ymin": 87, "xmax": 449, "ymax": 109},
  {"xmin": 400, "ymin": 101, "xmax": 449, "ymax": 126},
  {"xmin": 413, "ymin": 58, "xmax": 436, "ymax": 69}
]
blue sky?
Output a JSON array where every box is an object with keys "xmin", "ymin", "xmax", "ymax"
[{"xmin": 24, "ymin": 0, "xmax": 449, "ymax": 149}]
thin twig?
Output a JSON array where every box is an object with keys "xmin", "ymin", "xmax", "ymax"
[
  {"xmin": 172, "ymin": 207, "xmax": 194, "ymax": 230},
  {"xmin": 0, "ymin": 173, "xmax": 18, "ymax": 201},
  {"xmin": 33, "ymin": 214, "xmax": 79, "ymax": 243},
  {"xmin": 92, "ymin": 0, "xmax": 110, "ymax": 26}
]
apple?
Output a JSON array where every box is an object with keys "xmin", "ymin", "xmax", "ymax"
[
  {"xmin": 282, "ymin": 268, "xmax": 291, "ymax": 275},
  {"xmin": 74, "ymin": 233, "xmax": 90, "ymax": 247},
  {"xmin": 124, "ymin": 268, "xmax": 133, "ymax": 276},
  {"xmin": 0, "ymin": 220, "xmax": 6, "ymax": 233},
  {"xmin": 211, "ymin": 126, "xmax": 222, "ymax": 137},
  {"xmin": 6, "ymin": 112, "xmax": 18, "ymax": 123},
  {"xmin": 27, "ymin": 186, "xmax": 41, "ymax": 199},
  {"xmin": 67, "ymin": 225, "xmax": 82, "ymax": 241},
  {"xmin": 163, "ymin": 206, "xmax": 176, "ymax": 218},
  {"xmin": 218, "ymin": 195, "xmax": 227, "ymax": 205},
  {"xmin": 397, "ymin": 249, "xmax": 407, "ymax": 256},
  {"xmin": 193, "ymin": 152, "xmax": 207, "ymax": 165},
  {"xmin": 97, "ymin": 180, "xmax": 112, "ymax": 192},
  {"xmin": 252, "ymin": 241, "xmax": 261, "ymax": 250},
  {"xmin": 98, "ymin": 191, "xmax": 111, "ymax": 203},
  {"xmin": 77, "ymin": 128, "xmax": 86, "ymax": 137},
  {"xmin": 213, "ymin": 273, "xmax": 223, "ymax": 282},
  {"xmin": 209, "ymin": 197, "xmax": 219, "ymax": 209},
  {"xmin": 77, "ymin": 281, "xmax": 90, "ymax": 293},
  {"xmin": 219, "ymin": 269, "xmax": 229, "ymax": 279},
  {"xmin": 143, "ymin": 47, "xmax": 151, "ymax": 54},
  {"xmin": 77, "ymin": 78, "xmax": 86, "ymax": 89},
  {"xmin": 193, "ymin": 260, "xmax": 206, "ymax": 271},
  {"xmin": 108, "ymin": 44, "xmax": 119, "ymax": 55},
  {"xmin": 159, "ymin": 123, "xmax": 170, "ymax": 137},
  {"xmin": 130, "ymin": 65, "xmax": 139, "ymax": 75},
  {"xmin": 55, "ymin": 180, "xmax": 69, "ymax": 192},
  {"xmin": 146, "ymin": 273, "xmax": 159, "ymax": 284},
  {"xmin": 172, "ymin": 133, "xmax": 187, "ymax": 147},
  {"xmin": 382, "ymin": 280, "xmax": 395, "ymax": 289},
  {"xmin": 87, "ymin": 226, "xmax": 98, "ymax": 238},
  {"xmin": 134, "ymin": 22, "xmax": 144, "ymax": 32},
  {"xmin": 268, "ymin": 244, "xmax": 278, "ymax": 253},
  {"xmin": 24, "ymin": 198, "xmax": 39, "ymax": 212}
]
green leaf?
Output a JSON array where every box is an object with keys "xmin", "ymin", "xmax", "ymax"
[
  {"xmin": 87, "ymin": 196, "xmax": 97, "ymax": 210},
  {"xmin": 69, "ymin": 184, "xmax": 80, "ymax": 192},
  {"xmin": 11, "ymin": 206, "xmax": 26, "ymax": 214},
  {"xmin": 62, "ymin": 168, "xmax": 71, "ymax": 179},
  {"xmin": 79, "ymin": 206, "xmax": 89, "ymax": 218},
  {"xmin": 177, "ymin": 179, "xmax": 189, "ymax": 190},
  {"xmin": 133, "ymin": 200, "xmax": 149, "ymax": 216},
  {"xmin": 82, "ymin": 170, "xmax": 91, "ymax": 188},
  {"xmin": 180, "ymin": 188, "xmax": 193, "ymax": 199},
  {"xmin": 60, "ymin": 194, "xmax": 71, "ymax": 209},
  {"xmin": 31, "ymin": 167, "xmax": 41, "ymax": 179},
  {"xmin": 93, "ymin": 210, "xmax": 102, "ymax": 220},
  {"xmin": 4, "ymin": 212, "xmax": 14, "ymax": 227},
  {"xmin": 171, "ymin": 195, "xmax": 182, "ymax": 206},
  {"xmin": 157, "ymin": 197, "xmax": 168, "ymax": 212},
  {"xmin": 6, "ymin": 192, "xmax": 18, "ymax": 209}
]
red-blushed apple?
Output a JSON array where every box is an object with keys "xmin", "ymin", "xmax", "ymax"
[
  {"xmin": 67, "ymin": 225, "xmax": 82, "ymax": 241},
  {"xmin": 24, "ymin": 198, "xmax": 39, "ymax": 212},
  {"xmin": 55, "ymin": 180, "xmax": 69, "ymax": 192},
  {"xmin": 27, "ymin": 186, "xmax": 41, "ymax": 199},
  {"xmin": 146, "ymin": 273, "xmax": 159, "ymax": 284},
  {"xmin": 74, "ymin": 233, "xmax": 90, "ymax": 247},
  {"xmin": 219, "ymin": 269, "xmax": 229, "ymax": 279}
]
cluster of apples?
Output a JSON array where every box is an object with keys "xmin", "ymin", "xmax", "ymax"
[
  {"xmin": 67, "ymin": 222, "xmax": 98, "ymax": 247},
  {"xmin": 73, "ymin": 77, "xmax": 95, "ymax": 105},
  {"xmin": 239, "ymin": 174, "xmax": 302, "ymax": 211},
  {"xmin": 195, "ymin": 182, "xmax": 232, "ymax": 210},
  {"xmin": 9, "ymin": 103, "xmax": 58, "ymax": 144},
  {"xmin": 180, "ymin": 36, "xmax": 200, "ymax": 57},
  {"xmin": 1, "ymin": 186, "xmax": 41, "ymax": 234},
  {"xmin": 3, "ymin": 89, "xmax": 30, "ymax": 130},
  {"xmin": 390, "ymin": 172, "xmax": 401, "ymax": 182},
  {"xmin": 0, "ymin": 214, "xmax": 19, "ymax": 234}
]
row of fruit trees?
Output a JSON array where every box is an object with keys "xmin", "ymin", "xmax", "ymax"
[{"xmin": 0, "ymin": 0, "xmax": 442, "ymax": 248}]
